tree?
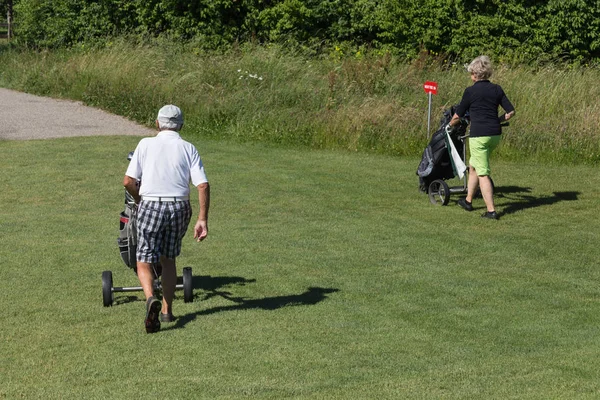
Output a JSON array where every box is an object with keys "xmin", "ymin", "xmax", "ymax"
[{"xmin": 0, "ymin": 0, "xmax": 13, "ymax": 39}]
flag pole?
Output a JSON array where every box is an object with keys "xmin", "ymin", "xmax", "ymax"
[{"xmin": 427, "ymin": 92, "xmax": 432, "ymax": 140}]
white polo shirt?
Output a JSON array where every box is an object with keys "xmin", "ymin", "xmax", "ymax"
[{"xmin": 125, "ymin": 131, "xmax": 208, "ymax": 197}]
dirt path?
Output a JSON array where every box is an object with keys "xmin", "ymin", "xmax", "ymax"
[{"xmin": 0, "ymin": 88, "xmax": 154, "ymax": 140}]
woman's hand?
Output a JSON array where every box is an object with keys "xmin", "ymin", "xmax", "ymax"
[{"xmin": 449, "ymin": 113, "xmax": 461, "ymax": 127}]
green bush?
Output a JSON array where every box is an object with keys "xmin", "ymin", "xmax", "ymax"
[{"xmin": 9, "ymin": 0, "xmax": 600, "ymax": 63}]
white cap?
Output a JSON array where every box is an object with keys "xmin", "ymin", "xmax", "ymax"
[{"xmin": 157, "ymin": 105, "xmax": 184, "ymax": 129}]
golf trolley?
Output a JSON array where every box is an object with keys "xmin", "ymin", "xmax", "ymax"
[
  {"xmin": 417, "ymin": 106, "xmax": 502, "ymax": 206},
  {"xmin": 101, "ymin": 152, "xmax": 194, "ymax": 307}
]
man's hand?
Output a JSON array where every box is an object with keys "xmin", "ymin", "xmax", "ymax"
[
  {"xmin": 194, "ymin": 219, "xmax": 208, "ymax": 242},
  {"xmin": 195, "ymin": 182, "xmax": 210, "ymax": 242},
  {"xmin": 123, "ymin": 175, "xmax": 141, "ymax": 203}
]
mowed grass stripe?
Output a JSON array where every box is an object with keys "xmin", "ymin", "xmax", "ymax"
[{"xmin": 1, "ymin": 136, "xmax": 599, "ymax": 399}]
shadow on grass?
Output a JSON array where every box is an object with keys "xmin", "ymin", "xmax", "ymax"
[
  {"xmin": 109, "ymin": 275, "xmax": 339, "ymax": 326},
  {"xmin": 192, "ymin": 275, "xmax": 256, "ymax": 292},
  {"xmin": 164, "ymin": 276, "xmax": 339, "ymax": 330},
  {"xmin": 495, "ymin": 185, "xmax": 533, "ymax": 196},
  {"xmin": 113, "ymin": 295, "xmax": 139, "ymax": 306},
  {"xmin": 111, "ymin": 274, "xmax": 257, "ymax": 305},
  {"xmin": 496, "ymin": 186, "xmax": 580, "ymax": 215}
]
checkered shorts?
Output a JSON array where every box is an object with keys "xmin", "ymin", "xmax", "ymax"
[{"xmin": 136, "ymin": 200, "xmax": 192, "ymax": 263}]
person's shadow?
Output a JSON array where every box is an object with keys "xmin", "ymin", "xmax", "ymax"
[
  {"xmin": 165, "ymin": 276, "xmax": 339, "ymax": 330},
  {"xmin": 494, "ymin": 186, "xmax": 580, "ymax": 216}
]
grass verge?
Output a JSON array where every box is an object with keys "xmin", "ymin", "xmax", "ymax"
[{"xmin": 0, "ymin": 40, "xmax": 599, "ymax": 164}]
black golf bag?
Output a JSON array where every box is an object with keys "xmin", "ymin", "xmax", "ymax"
[
  {"xmin": 117, "ymin": 190, "xmax": 138, "ymax": 271},
  {"xmin": 117, "ymin": 151, "xmax": 163, "ymax": 277},
  {"xmin": 417, "ymin": 106, "xmax": 469, "ymax": 192}
]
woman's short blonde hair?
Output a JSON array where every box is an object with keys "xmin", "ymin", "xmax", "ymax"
[{"xmin": 468, "ymin": 56, "xmax": 493, "ymax": 80}]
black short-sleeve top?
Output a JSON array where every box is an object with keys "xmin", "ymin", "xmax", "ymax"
[{"xmin": 455, "ymin": 80, "xmax": 515, "ymax": 137}]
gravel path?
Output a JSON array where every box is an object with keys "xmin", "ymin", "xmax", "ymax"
[{"xmin": 0, "ymin": 88, "xmax": 154, "ymax": 140}]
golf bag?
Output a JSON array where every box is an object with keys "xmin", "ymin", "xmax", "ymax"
[
  {"xmin": 117, "ymin": 151, "xmax": 163, "ymax": 277},
  {"xmin": 416, "ymin": 105, "xmax": 468, "ymax": 192},
  {"xmin": 117, "ymin": 151, "xmax": 139, "ymax": 272},
  {"xmin": 117, "ymin": 190, "xmax": 138, "ymax": 271}
]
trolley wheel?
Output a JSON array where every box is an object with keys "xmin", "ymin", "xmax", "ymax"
[
  {"xmin": 183, "ymin": 267, "xmax": 193, "ymax": 303},
  {"xmin": 102, "ymin": 270, "xmax": 114, "ymax": 307},
  {"xmin": 428, "ymin": 179, "xmax": 451, "ymax": 206}
]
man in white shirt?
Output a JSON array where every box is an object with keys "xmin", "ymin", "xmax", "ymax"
[{"xmin": 123, "ymin": 104, "xmax": 210, "ymax": 333}]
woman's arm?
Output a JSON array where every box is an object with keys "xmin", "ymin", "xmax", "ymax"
[{"xmin": 449, "ymin": 113, "xmax": 461, "ymax": 127}]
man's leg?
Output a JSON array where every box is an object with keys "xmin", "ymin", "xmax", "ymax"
[
  {"xmin": 137, "ymin": 261, "xmax": 156, "ymax": 299},
  {"xmin": 137, "ymin": 260, "xmax": 161, "ymax": 333},
  {"xmin": 135, "ymin": 201, "xmax": 165, "ymax": 332},
  {"xmin": 159, "ymin": 256, "xmax": 177, "ymax": 316},
  {"xmin": 159, "ymin": 201, "xmax": 192, "ymax": 318}
]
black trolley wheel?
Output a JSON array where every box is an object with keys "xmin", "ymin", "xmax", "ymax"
[
  {"xmin": 102, "ymin": 270, "xmax": 114, "ymax": 307},
  {"xmin": 183, "ymin": 267, "xmax": 193, "ymax": 303},
  {"xmin": 428, "ymin": 179, "xmax": 451, "ymax": 206}
]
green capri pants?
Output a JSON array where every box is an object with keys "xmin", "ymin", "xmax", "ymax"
[{"xmin": 468, "ymin": 135, "xmax": 501, "ymax": 176}]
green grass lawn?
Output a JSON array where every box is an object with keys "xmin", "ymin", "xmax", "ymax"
[{"xmin": 1, "ymin": 136, "xmax": 600, "ymax": 399}]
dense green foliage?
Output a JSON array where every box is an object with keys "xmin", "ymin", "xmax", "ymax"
[{"xmin": 9, "ymin": 0, "xmax": 600, "ymax": 62}]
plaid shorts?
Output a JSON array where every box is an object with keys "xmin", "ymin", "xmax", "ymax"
[{"xmin": 136, "ymin": 200, "xmax": 192, "ymax": 263}]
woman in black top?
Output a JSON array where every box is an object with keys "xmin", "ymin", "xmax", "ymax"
[{"xmin": 448, "ymin": 56, "xmax": 515, "ymax": 219}]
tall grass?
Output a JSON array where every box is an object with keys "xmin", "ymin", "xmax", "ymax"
[{"xmin": 0, "ymin": 40, "xmax": 599, "ymax": 164}]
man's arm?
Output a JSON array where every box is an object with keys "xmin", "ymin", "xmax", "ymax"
[
  {"xmin": 123, "ymin": 175, "xmax": 141, "ymax": 204},
  {"xmin": 193, "ymin": 182, "xmax": 210, "ymax": 242}
]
